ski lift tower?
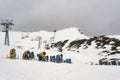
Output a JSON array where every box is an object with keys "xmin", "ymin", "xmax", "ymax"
[
  {"xmin": 1, "ymin": 19, "xmax": 14, "ymax": 46},
  {"xmin": 38, "ymin": 36, "xmax": 42, "ymax": 49},
  {"xmin": 53, "ymin": 29, "xmax": 56, "ymax": 42}
]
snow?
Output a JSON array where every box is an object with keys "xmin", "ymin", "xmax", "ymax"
[
  {"xmin": 0, "ymin": 27, "xmax": 120, "ymax": 80},
  {"xmin": 0, "ymin": 58, "xmax": 120, "ymax": 80},
  {"xmin": 54, "ymin": 27, "xmax": 88, "ymax": 42},
  {"xmin": 107, "ymin": 35, "xmax": 120, "ymax": 40}
]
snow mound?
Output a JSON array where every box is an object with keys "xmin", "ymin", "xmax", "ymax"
[{"xmin": 54, "ymin": 27, "xmax": 88, "ymax": 42}]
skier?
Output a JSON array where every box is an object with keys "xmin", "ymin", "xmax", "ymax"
[
  {"xmin": 29, "ymin": 52, "xmax": 34, "ymax": 59},
  {"xmin": 50, "ymin": 55, "xmax": 55, "ymax": 62},
  {"xmin": 22, "ymin": 50, "xmax": 30, "ymax": 60},
  {"xmin": 42, "ymin": 56, "xmax": 49, "ymax": 61},
  {"xmin": 9, "ymin": 48, "xmax": 16, "ymax": 59},
  {"xmin": 38, "ymin": 51, "xmax": 46, "ymax": 61},
  {"xmin": 55, "ymin": 54, "xmax": 63, "ymax": 63}
]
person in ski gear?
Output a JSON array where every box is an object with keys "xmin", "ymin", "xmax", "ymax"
[
  {"xmin": 55, "ymin": 54, "xmax": 63, "ymax": 63},
  {"xmin": 38, "ymin": 51, "xmax": 46, "ymax": 61},
  {"xmin": 50, "ymin": 55, "xmax": 55, "ymax": 62},
  {"xmin": 64, "ymin": 58, "xmax": 72, "ymax": 63},
  {"xmin": 29, "ymin": 52, "xmax": 34, "ymax": 59},
  {"xmin": 22, "ymin": 50, "xmax": 30, "ymax": 60},
  {"xmin": 42, "ymin": 56, "xmax": 49, "ymax": 61},
  {"xmin": 9, "ymin": 48, "xmax": 16, "ymax": 59}
]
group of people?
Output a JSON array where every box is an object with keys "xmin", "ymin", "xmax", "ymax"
[
  {"xmin": 37, "ymin": 52, "xmax": 71, "ymax": 63},
  {"xmin": 50, "ymin": 54, "xmax": 63, "ymax": 63},
  {"xmin": 22, "ymin": 50, "xmax": 35, "ymax": 60},
  {"xmin": 9, "ymin": 48, "xmax": 72, "ymax": 64}
]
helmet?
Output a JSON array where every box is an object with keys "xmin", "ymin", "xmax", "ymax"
[
  {"xmin": 31, "ymin": 52, "xmax": 34, "ymax": 54},
  {"xmin": 53, "ymin": 55, "xmax": 55, "ymax": 58},
  {"xmin": 27, "ymin": 50, "xmax": 30, "ymax": 53},
  {"xmin": 43, "ymin": 52, "xmax": 46, "ymax": 55}
]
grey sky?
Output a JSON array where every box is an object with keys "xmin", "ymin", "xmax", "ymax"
[{"xmin": 0, "ymin": 0, "xmax": 120, "ymax": 36}]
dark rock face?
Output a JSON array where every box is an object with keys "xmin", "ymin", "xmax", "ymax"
[
  {"xmin": 68, "ymin": 35, "xmax": 120, "ymax": 55},
  {"xmin": 68, "ymin": 39, "xmax": 87, "ymax": 49},
  {"xmin": 51, "ymin": 35, "xmax": 120, "ymax": 55},
  {"xmin": 51, "ymin": 40, "xmax": 69, "ymax": 48}
]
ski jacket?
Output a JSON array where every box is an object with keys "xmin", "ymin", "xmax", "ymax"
[
  {"xmin": 56, "ymin": 54, "xmax": 61, "ymax": 60},
  {"xmin": 10, "ymin": 53, "xmax": 16, "ymax": 58}
]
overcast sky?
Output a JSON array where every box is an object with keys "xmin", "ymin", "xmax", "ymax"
[{"xmin": 0, "ymin": 0, "xmax": 120, "ymax": 36}]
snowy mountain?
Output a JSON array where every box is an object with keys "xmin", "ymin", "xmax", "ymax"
[
  {"xmin": 0, "ymin": 27, "xmax": 120, "ymax": 62},
  {"xmin": 0, "ymin": 27, "xmax": 120, "ymax": 80},
  {"xmin": 1, "ymin": 27, "xmax": 88, "ymax": 50}
]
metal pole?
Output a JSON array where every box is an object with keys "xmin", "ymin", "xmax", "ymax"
[{"xmin": 1, "ymin": 19, "xmax": 14, "ymax": 46}]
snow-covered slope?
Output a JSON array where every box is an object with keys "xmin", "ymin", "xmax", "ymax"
[
  {"xmin": 54, "ymin": 27, "xmax": 88, "ymax": 41},
  {"xmin": 0, "ymin": 27, "xmax": 120, "ymax": 62},
  {"xmin": 1, "ymin": 27, "xmax": 88, "ymax": 50},
  {"xmin": 0, "ymin": 58, "xmax": 120, "ymax": 80},
  {"xmin": 0, "ymin": 27, "xmax": 89, "ymax": 61},
  {"xmin": 0, "ymin": 27, "xmax": 120, "ymax": 63},
  {"xmin": 0, "ymin": 27, "xmax": 120, "ymax": 80}
]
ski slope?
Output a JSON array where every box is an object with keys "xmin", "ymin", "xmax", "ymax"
[
  {"xmin": 0, "ymin": 27, "xmax": 120, "ymax": 80},
  {"xmin": 0, "ymin": 58, "xmax": 120, "ymax": 80}
]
